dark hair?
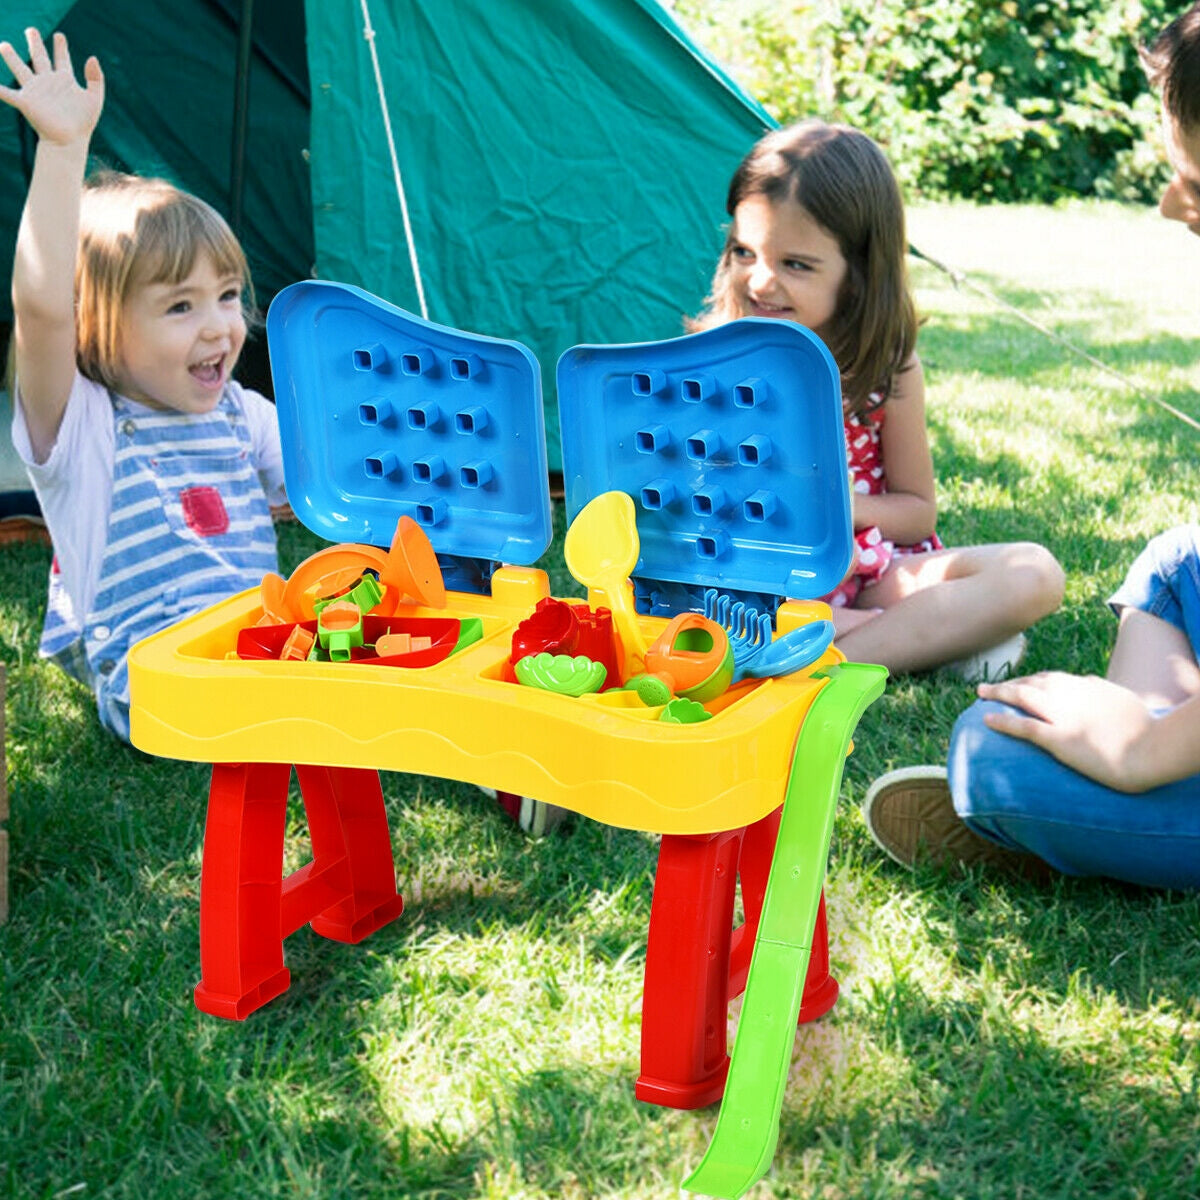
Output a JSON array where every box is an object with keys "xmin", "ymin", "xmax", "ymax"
[
  {"xmin": 1142, "ymin": 2, "xmax": 1200, "ymax": 130},
  {"xmin": 689, "ymin": 119, "xmax": 918, "ymax": 414}
]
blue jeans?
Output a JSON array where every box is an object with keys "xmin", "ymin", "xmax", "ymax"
[
  {"xmin": 948, "ymin": 702, "xmax": 1200, "ymax": 889},
  {"xmin": 1107, "ymin": 523, "xmax": 1200, "ymax": 641},
  {"xmin": 946, "ymin": 526, "xmax": 1200, "ymax": 890}
]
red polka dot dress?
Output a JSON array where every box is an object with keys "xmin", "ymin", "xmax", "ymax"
[{"xmin": 823, "ymin": 406, "xmax": 943, "ymax": 608}]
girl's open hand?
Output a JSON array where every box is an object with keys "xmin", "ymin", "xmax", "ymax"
[
  {"xmin": 0, "ymin": 28, "xmax": 104, "ymax": 147},
  {"xmin": 977, "ymin": 671, "xmax": 1155, "ymax": 792}
]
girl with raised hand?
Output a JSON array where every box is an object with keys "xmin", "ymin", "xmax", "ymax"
[{"xmin": 1, "ymin": 29, "xmax": 288, "ymax": 739}]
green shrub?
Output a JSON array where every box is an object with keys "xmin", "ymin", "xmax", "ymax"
[{"xmin": 678, "ymin": 0, "xmax": 1176, "ymax": 202}]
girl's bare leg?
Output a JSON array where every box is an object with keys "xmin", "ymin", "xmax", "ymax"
[
  {"xmin": 831, "ymin": 605, "xmax": 884, "ymax": 637},
  {"xmin": 833, "ymin": 542, "xmax": 1065, "ymax": 675},
  {"xmin": 1106, "ymin": 607, "xmax": 1200, "ymax": 708}
]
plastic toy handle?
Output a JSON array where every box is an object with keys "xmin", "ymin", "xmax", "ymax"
[
  {"xmin": 733, "ymin": 619, "xmax": 835, "ymax": 683},
  {"xmin": 563, "ymin": 491, "xmax": 648, "ymax": 674},
  {"xmin": 682, "ymin": 662, "xmax": 887, "ymax": 1199}
]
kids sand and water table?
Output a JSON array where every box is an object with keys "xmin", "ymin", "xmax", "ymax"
[{"xmin": 128, "ymin": 280, "xmax": 887, "ymax": 1198}]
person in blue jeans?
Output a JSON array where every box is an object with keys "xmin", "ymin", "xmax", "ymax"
[{"xmin": 862, "ymin": 4, "xmax": 1200, "ymax": 889}]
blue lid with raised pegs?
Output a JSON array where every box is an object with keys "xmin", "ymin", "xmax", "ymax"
[
  {"xmin": 556, "ymin": 318, "xmax": 852, "ymax": 607},
  {"xmin": 266, "ymin": 281, "xmax": 552, "ymax": 566}
]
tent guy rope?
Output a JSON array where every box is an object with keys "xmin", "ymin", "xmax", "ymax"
[
  {"xmin": 910, "ymin": 243, "xmax": 1200, "ymax": 435},
  {"xmin": 359, "ymin": 0, "xmax": 429, "ymax": 320}
]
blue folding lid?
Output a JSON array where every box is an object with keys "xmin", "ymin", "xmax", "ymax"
[
  {"xmin": 266, "ymin": 281, "xmax": 552, "ymax": 566},
  {"xmin": 557, "ymin": 319, "xmax": 852, "ymax": 608},
  {"xmin": 267, "ymin": 287, "xmax": 851, "ymax": 610}
]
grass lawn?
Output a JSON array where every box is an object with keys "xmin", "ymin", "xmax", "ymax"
[{"xmin": 2, "ymin": 200, "xmax": 1199, "ymax": 1199}]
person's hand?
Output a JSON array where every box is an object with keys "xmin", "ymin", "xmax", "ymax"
[
  {"xmin": 977, "ymin": 671, "xmax": 1156, "ymax": 792},
  {"xmin": 0, "ymin": 29, "xmax": 104, "ymax": 147}
]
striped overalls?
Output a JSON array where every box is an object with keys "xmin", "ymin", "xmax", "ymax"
[{"xmin": 40, "ymin": 390, "xmax": 280, "ymax": 740}]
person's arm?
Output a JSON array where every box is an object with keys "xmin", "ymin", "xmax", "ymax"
[
  {"xmin": 850, "ymin": 355, "xmax": 938, "ymax": 544},
  {"xmin": 977, "ymin": 672, "xmax": 1200, "ymax": 792},
  {"xmin": 236, "ymin": 384, "xmax": 294, "ymax": 521},
  {"xmin": 0, "ymin": 29, "xmax": 104, "ymax": 462}
]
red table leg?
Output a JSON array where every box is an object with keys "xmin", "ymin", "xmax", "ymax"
[
  {"xmin": 194, "ymin": 762, "xmax": 293, "ymax": 1019},
  {"xmin": 193, "ymin": 763, "xmax": 403, "ymax": 1020},
  {"xmin": 637, "ymin": 826, "xmax": 744, "ymax": 1109},
  {"xmin": 637, "ymin": 806, "xmax": 838, "ymax": 1109},
  {"xmin": 293, "ymin": 765, "xmax": 405, "ymax": 942},
  {"xmin": 732, "ymin": 807, "xmax": 839, "ymax": 1023}
]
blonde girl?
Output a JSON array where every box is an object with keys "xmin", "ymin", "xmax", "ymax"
[{"xmin": 1, "ymin": 29, "xmax": 287, "ymax": 738}]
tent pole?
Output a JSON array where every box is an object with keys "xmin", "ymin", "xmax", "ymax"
[{"xmin": 230, "ymin": 0, "xmax": 256, "ymax": 237}]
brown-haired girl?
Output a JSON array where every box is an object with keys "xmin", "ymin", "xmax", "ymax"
[
  {"xmin": 693, "ymin": 119, "xmax": 1064, "ymax": 677},
  {"xmin": 1, "ymin": 29, "xmax": 288, "ymax": 739}
]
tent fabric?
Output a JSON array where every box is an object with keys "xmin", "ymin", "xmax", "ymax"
[
  {"xmin": 0, "ymin": 0, "xmax": 772, "ymax": 468},
  {"xmin": 0, "ymin": 0, "xmax": 313, "ymax": 313}
]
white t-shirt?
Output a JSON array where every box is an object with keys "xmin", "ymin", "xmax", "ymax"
[{"xmin": 12, "ymin": 373, "xmax": 287, "ymax": 626}]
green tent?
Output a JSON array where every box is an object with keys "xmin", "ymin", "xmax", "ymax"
[{"xmin": 0, "ymin": 0, "xmax": 772, "ymax": 467}]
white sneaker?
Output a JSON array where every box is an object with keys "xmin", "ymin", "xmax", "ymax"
[
  {"xmin": 482, "ymin": 787, "xmax": 568, "ymax": 838},
  {"xmin": 947, "ymin": 632, "xmax": 1026, "ymax": 684}
]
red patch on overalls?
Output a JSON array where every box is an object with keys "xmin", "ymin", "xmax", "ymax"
[{"xmin": 180, "ymin": 486, "xmax": 230, "ymax": 536}]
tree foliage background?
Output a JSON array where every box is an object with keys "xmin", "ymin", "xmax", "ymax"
[{"xmin": 676, "ymin": 0, "xmax": 1178, "ymax": 202}]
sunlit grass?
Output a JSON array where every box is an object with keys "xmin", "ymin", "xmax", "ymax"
[{"xmin": 3, "ymin": 201, "xmax": 1200, "ymax": 1198}]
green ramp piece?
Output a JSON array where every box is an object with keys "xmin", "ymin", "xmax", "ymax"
[{"xmin": 682, "ymin": 661, "xmax": 887, "ymax": 1199}]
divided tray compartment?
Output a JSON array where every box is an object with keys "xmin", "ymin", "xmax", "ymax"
[
  {"xmin": 557, "ymin": 318, "xmax": 853, "ymax": 606},
  {"xmin": 266, "ymin": 281, "xmax": 553, "ymax": 567}
]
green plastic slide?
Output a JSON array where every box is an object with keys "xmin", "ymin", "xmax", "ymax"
[{"xmin": 682, "ymin": 662, "xmax": 888, "ymax": 1199}]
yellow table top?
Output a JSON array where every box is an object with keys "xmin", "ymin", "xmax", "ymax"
[{"xmin": 129, "ymin": 567, "xmax": 838, "ymax": 835}]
